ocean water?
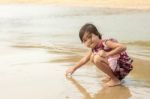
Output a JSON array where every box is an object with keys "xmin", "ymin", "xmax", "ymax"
[
  {"xmin": 0, "ymin": 4, "xmax": 150, "ymax": 99},
  {"xmin": 0, "ymin": 4, "xmax": 150, "ymax": 59}
]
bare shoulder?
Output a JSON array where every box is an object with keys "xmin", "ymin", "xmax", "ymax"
[{"xmin": 105, "ymin": 40, "xmax": 126, "ymax": 49}]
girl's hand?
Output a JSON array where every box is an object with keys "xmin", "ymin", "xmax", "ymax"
[{"xmin": 66, "ymin": 66, "xmax": 76, "ymax": 76}]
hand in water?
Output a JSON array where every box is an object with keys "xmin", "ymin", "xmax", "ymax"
[{"xmin": 66, "ymin": 66, "xmax": 76, "ymax": 76}]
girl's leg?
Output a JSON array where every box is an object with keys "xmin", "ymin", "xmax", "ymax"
[{"xmin": 93, "ymin": 55, "xmax": 121, "ymax": 86}]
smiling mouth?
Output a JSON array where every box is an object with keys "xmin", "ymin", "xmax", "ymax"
[
  {"xmin": 90, "ymin": 43, "xmax": 97, "ymax": 48},
  {"xmin": 87, "ymin": 41, "xmax": 95, "ymax": 48},
  {"xmin": 89, "ymin": 43, "xmax": 94, "ymax": 48}
]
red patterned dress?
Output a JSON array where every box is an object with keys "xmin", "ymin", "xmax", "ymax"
[{"xmin": 92, "ymin": 39, "xmax": 133, "ymax": 80}]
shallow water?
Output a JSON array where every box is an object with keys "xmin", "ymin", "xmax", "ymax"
[{"xmin": 0, "ymin": 4, "xmax": 150, "ymax": 99}]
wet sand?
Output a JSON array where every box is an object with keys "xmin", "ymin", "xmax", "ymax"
[
  {"xmin": 0, "ymin": 43, "xmax": 150, "ymax": 99},
  {"xmin": 131, "ymin": 58, "xmax": 150, "ymax": 81}
]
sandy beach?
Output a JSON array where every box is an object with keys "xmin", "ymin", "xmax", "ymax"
[
  {"xmin": 0, "ymin": 1, "xmax": 150, "ymax": 99},
  {"xmin": 0, "ymin": 0, "xmax": 150, "ymax": 9},
  {"xmin": 0, "ymin": 42, "xmax": 150, "ymax": 99}
]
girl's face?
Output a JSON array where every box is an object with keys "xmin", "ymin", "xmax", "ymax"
[{"xmin": 82, "ymin": 32, "xmax": 100, "ymax": 48}]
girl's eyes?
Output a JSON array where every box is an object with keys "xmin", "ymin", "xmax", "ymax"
[
  {"xmin": 83, "ymin": 39, "xmax": 87, "ymax": 42},
  {"xmin": 87, "ymin": 34, "xmax": 92, "ymax": 39},
  {"xmin": 88, "ymin": 35, "xmax": 92, "ymax": 38},
  {"xmin": 83, "ymin": 34, "xmax": 92, "ymax": 42}
]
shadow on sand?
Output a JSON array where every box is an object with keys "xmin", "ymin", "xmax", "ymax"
[{"xmin": 66, "ymin": 76, "xmax": 132, "ymax": 99}]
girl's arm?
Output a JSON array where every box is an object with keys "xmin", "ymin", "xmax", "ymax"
[
  {"xmin": 105, "ymin": 40, "xmax": 126, "ymax": 57},
  {"xmin": 74, "ymin": 50, "xmax": 92, "ymax": 70},
  {"xmin": 66, "ymin": 50, "xmax": 92, "ymax": 75}
]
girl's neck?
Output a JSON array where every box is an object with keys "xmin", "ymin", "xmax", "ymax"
[{"xmin": 94, "ymin": 39, "xmax": 102, "ymax": 49}]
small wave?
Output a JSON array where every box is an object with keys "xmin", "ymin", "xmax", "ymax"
[
  {"xmin": 122, "ymin": 40, "xmax": 150, "ymax": 60},
  {"xmin": 12, "ymin": 40, "xmax": 150, "ymax": 62},
  {"xmin": 125, "ymin": 40, "xmax": 150, "ymax": 47},
  {"xmin": 12, "ymin": 42, "xmax": 86, "ymax": 54}
]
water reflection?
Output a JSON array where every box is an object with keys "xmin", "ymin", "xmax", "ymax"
[{"xmin": 66, "ymin": 76, "xmax": 131, "ymax": 99}]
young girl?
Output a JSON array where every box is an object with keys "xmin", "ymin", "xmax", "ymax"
[{"xmin": 66, "ymin": 23, "xmax": 133, "ymax": 87}]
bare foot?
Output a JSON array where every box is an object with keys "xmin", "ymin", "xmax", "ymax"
[
  {"xmin": 102, "ymin": 77, "xmax": 111, "ymax": 82},
  {"xmin": 105, "ymin": 78, "xmax": 121, "ymax": 87}
]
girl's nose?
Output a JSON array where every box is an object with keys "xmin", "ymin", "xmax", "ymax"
[
  {"xmin": 87, "ymin": 39, "xmax": 91, "ymax": 43},
  {"xmin": 86, "ymin": 40, "xmax": 92, "ymax": 47}
]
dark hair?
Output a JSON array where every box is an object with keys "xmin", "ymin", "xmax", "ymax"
[{"xmin": 79, "ymin": 23, "xmax": 102, "ymax": 42}]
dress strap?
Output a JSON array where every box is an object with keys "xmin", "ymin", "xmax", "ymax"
[
  {"xmin": 102, "ymin": 38, "xmax": 118, "ymax": 46},
  {"xmin": 101, "ymin": 38, "xmax": 118, "ymax": 52},
  {"xmin": 92, "ymin": 38, "xmax": 118, "ymax": 52}
]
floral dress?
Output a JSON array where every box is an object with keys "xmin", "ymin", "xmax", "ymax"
[{"xmin": 92, "ymin": 38, "xmax": 133, "ymax": 80}]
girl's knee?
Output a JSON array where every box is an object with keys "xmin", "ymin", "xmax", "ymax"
[{"xmin": 93, "ymin": 54, "xmax": 104, "ymax": 64}]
